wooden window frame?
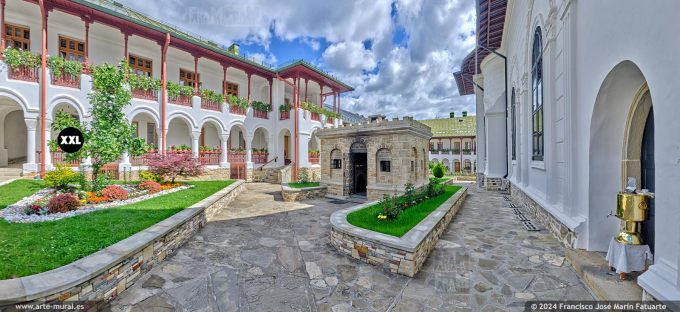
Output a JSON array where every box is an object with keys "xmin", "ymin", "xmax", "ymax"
[
  {"xmin": 179, "ymin": 68, "xmax": 200, "ymax": 88},
  {"xmin": 128, "ymin": 54, "xmax": 153, "ymax": 77},
  {"xmin": 5, "ymin": 23, "xmax": 30, "ymax": 50},
  {"xmin": 380, "ymin": 160, "xmax": 391, "ymax": 172},
  {"xmin": 146, "ymin": 122, "xmax": 157, "ymax": 147},
  {"xmin": 58, "ymin": 35, "xmax": 85, "ymax": 62},
  {"xmin": 132, "ymin": 121, "xmax": 139, "ymax": 138},
  {"xmin": 224, "ymin": 81, "xmax": 239, "ymax": 97}
]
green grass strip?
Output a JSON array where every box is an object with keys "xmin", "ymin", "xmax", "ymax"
[{"xmin": 288, "ymin": 182, "xmax": 320, "ymax": 189}]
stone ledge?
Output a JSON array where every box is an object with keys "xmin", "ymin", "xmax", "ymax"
[
  {"xmin": 330, "ymin": 187, "xmax": 467, "ymax": 277},
  {"xmin": 281, "ymin": 183, "xmax": 328, "ymax": 202},
  {"xmin": 0, "ymin": 180, "xmax": 246, "ymax": 306}
]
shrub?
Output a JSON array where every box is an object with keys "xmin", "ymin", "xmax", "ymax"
[
  {"xmin": 139, "ymin": 170, "xmax": 162, "ymax": 182},
  {"xmin": 147, "ymin": 153, "xmax": 204, "ymax": 183},
  {"xmin": 44, "ymin": 165, "xmax": 79, "ymax": 190},
  {"xmin": 47, "ymin": 193, "xmax": 81, "ymax": 213},
  {"xmin": 91, "ymin": 174, "xmax": 110, "ymax": 192},
  {"xmin": 380, "ymin": 194, "xmax": 401, "ymax": 220},
  {"xmin": 101, "ymin": 185, "xmax": 129, "ymax": 201},
  {"xmin": 432, "ymin": 163, "xmax": 445, "ymax": 178},
  {"xmin": 139, "ymin": 180, "xmax": 161, "ymax": 193},
  {"xmin": 298, "ymin": 168, "xmax": 310, "ymax": 183},
  {"xmin": 427, "ymin": 178, "xmax": 444, "ymax": 197}
]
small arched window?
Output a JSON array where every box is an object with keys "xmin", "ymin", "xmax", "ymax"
[
  {"xmin": 377, "ymin": 148, "xmax": 391, "ymax": 172},
  {"xmin": 532, "ymin": 27, "xmax": 544, "ymax": 161},
  {"xmin": 330, "ymin": 149, "xmax": 342, "ymax": 169}
]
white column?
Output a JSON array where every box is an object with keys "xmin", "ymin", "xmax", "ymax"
[
  {"xmin": 24, "ymin": 118, "xmax": 37, "ymax": 165},
  {"xmin": 191, "ymin": 130, "xmax": 200, "ymax": 158},
  {"xmin": 157, "ymin": 128, "xmax": 164, "ymax": 154},
  {"xmin": 245, "ymin": 135, "xmax": 253, "ymax": 168},
  {"xmin": 220, "ymin": 133, "xmax": 229, "ymax": 168}
]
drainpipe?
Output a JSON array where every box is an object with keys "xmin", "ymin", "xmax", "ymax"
[
  {"xmin": 160, "ymin": 33, "xmax": 170, "ymax": 155},
  {"xmin": 38, "ymin": 0, "xmax": 47, "ymax": 178},
  {"xmin": 477, "ymin": 44, "xmax": 509, "ymax": 179}
]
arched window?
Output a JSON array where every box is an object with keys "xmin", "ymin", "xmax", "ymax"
[
  {"xmin": 330, "ymin": 149, "xmax": 342, "ymax": 169},
  {"xmin": 531, "ymin": 27, "xmax": 544, "ymax": 161},
  {"xmin": 511, "ymin": 87, "xmax": 517, "ymax": 160},
  {"xmin": 377, "ymin": 148, "xmax": 391, "ymax": 172}
]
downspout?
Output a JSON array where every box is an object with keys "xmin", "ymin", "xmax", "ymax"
[
  {"xmin": 38, "ymin": 0, "xmax": 47, "ymax": 178},
  {"xmin": 161, "ymin": 33, "xmax": 170, "ymax": 155},
  {"xmin": 477, "ymin": 44, "xmax": 508, "ymax": 179}
]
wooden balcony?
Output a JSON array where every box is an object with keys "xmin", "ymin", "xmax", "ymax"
[
  {"xmin": 280, "ymin": 110, "xmax": 290, "ymax": 120},
  {"xmin": 50, "ymin": 149, "xmax": 80, "ymax": 167},
  {"xmin": 311, "ymin": 112, "xmax": 320, "ymax": 121},
  {"xmin": 252, "ymin": 152, "xmax": 268, "ymax": 164},
  {"xmin": 308, "ymin": 152, "xmax": 319, "ymax": 164},
  {"xmin": 326, "ymin": 117, "xmax": 334, "ymax": 124},
  {"xmin": 199, "ymin": 150, "xmax": 221, "ymax": 165},
  {"xmin": 169, "ymin": 94, "xmax": 192, "ymax": 107},
  {"xmin": 132, "ymin": 88, "xmax": 158, "ymax": 101},
  {"xmin": 8, "ymin": 65, "xmax": 38, "ymax": 82},
  {"xmin": 228, "ymin": 151, "xmax": 246, "ymax": 163},
  {"xmin": 51, "ymin": 70, "xmax": 80, "ymax": 89},
  {"xmin": 131, "ymin": 150, "xmax": 158, "ymax": 165},
  {"xmin": 201, "ymin": 98, "xmax": 221, "ymax": 111},
  {"xmin": 229, "ymin": 105, "xmax": 246, "ymax": 116},
  {"xmin": 253, "ymin": 109, "xmax": 268, "ymax": 119}
]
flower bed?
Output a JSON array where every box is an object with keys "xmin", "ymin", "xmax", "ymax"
[{"xmin": 1, "ymin": 183, "xmax": 190, "ymax": 223}]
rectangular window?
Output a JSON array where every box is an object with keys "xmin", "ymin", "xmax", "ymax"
[
  {"xmin": 411, "ymin": 161, "xmax": 414, "ymax": 172},
  {"xmin": 224, "ymin": 82, "xmax": 239, "ymax": 97},
  {"xmin": 5, "ymin": 23, "xmax": 30, "ymax": 50},
  {"xmin": 58, "ymin": 36, "xmax": 85, "ymax": 62},
  {"xmin": 132, "ymin": 121, "xmax": 139, "ymax": 138},
  {"xmin": 332, "ymin": 159, "xmax": 342, "ymax": 169},
  {"xmin": 179, "ymin": 68, "xmax": 200, "ymax": 88},
  {"xmin": 129, "ymin": 54, "xmax": 153, "ymax": 77},
  {"xmin": 146, "ymin": 123, "xmax": 157, "ymax": 147},
  {"xmin": 380, "ymin": 160, "xmax": 391, "ymax": 172},
  {"xmin": 437, "ymin": 142, "xmax": 443, "ymax": 150}
]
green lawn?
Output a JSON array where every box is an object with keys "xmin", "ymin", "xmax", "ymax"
[
  {"xmin": 347, "ymin": 185, "xmax": 461, "ymax": 237},
  {"xmin": 0, "ymin": 180, "xmax": 233, "ymax": 279},
  {"xmin": 288, "ymin": 182, "xmax": 320, "ymax": 188},
  {"xmin": 0, "ymin": 179, "xmax": 45, "ymax": 209}
]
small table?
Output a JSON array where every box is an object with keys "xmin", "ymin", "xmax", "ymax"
[{"xmin": 606, "ymin": 238, "xmax": 652, "ymax": 280}]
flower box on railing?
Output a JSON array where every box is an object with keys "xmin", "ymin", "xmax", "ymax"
[
  {"xmin": 199, "ymin": 150, "xmax": 221, "ymax": 165},
  {"xmin": 8, "ymin": 65, "xmax": 39, "ymax": 82},
  {"xmin": 452, "ymin": 149, "xmax": 461, "ymax": 154},
  {"xmin": 228, "ymin": 151, "xmax": 246, "ymax": 163},
  {"xmin": 253, "ymin": 109, "xmax": 269, "ymax": 119},
  {"xmin": 311, "ymin": 112, "xmax": 320, "ymax": 121},
  {"xmin": 169, "ymin": 95, "xmax": 192, "ymax": 107},
  {"xmin": 167, "ymin": 149, "xmax": 192, "ymax": 156},
  {"xmin": 280, "ymin": 110, "xmax": 291, "ymax": 120},
  {"xmin": 462, "ymin": 149, "xmax": 472, "ymax": 155},
  {"xmin": 50, "ymin": 149, "xmax": 80, "ymax": 167},
  {"xmin": 308, "ymin": 152, "xmax": 319, "ymax": 164},
  {"xmin": 131, "ymin": 150, "xmax": 158, "ymax": 165},
  {"xmin": 326, "ymin": 117, "xmax": 334, "ymax": 124},
  {"xmin": 229, "ymin": 105, "xmax": 246, "ymax": 116},
  {"xmin": 201, "ymin": 98, "xmax": 221, "ymax": 111},
  {"xmin": 252, "ymin": 152, "xmax": 268, "ymax": 164},
  {"xmin": 132, "ymin": 88, "xmax": 158, "ymax": 101},
  {"xmin": 51, "ymin": 71, "xmax": 80, "ymax": 89}
]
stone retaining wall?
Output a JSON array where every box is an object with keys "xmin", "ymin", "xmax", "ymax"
[
  {"xmin": 329, "ymin": 187, "xmax": 467, "ymax": 277},
  {"xmin": 509, "ymin": 183, "xmax": 576, "ymax": 247},
  {"xmin": 252, "ymin": 167, "xmax": 281, "ymax": 183},
  {"xmin": 281, "ymin": 184, "xmax": 328, "ymax": 202},
  {"xmin": 0, "ymin": 180, "xmax": 246, "ymax": 309}
]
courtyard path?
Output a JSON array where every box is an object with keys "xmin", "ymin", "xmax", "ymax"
[{"xmin": 107, "ymin": 183, "xmax": 593, "ymax": 312}]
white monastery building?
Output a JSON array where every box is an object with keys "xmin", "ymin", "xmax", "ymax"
[
  {"xmin": 0, "ymin": 0, "xmax": 354, "ymax": 181},
  {"xmin": 455, "ymin": 0, "xmax": 680, "ymax": 303}
]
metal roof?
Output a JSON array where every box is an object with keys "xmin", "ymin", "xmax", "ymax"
[{"xmin": 418, "ymin": 116, "xmax": 476, "ymax": 138}]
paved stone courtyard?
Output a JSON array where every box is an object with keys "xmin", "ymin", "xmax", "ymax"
[{"xmin": 107, "ymin": 183, "xmax": 593, "ymax": 312}]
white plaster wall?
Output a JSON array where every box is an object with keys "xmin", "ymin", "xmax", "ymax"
[{"xmin": 3, "ymin": 110, "xmax": 26, "ymax": 159}]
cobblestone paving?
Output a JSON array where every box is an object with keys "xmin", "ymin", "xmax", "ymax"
[{"xmin": 107, "ymin": 183, "xmax": 593, "ymax": 312}]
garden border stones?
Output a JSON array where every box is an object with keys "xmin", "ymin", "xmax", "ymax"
[
  {"xmin": 281, "ymin": 183, "xmax": 327, "ymax": 202},
  {"xmin": 330, "ymin": 186, "xmax": 467, "ymax": 277},
  {"xmin": 0, "ymin": 180, "xmax": 246, "ymax": 308}
]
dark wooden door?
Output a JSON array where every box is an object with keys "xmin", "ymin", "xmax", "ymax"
[{"xmin": 641, "ymin": 108, "xmax": 655, "ymax": 253}]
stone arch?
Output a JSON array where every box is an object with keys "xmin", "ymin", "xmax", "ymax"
[
  {"xmin": 252, "ymin": 127, "xmax": 270, "ymax": 164},
  {"xmin": 200, "ymin": 116, "xmax": 226, "ymax": 134},
  {"xmin": 48, "ymin": 94, "xmax": 86, "ymax": 119},
  {"xmin": 130, "ymin": 110, "xmax": 160, "ymax": 149},
  {"xmin": 442, "ymin": 158, "xmax": 450, "ymax": 172},
  {"xmin": 129, "ymin": 106, "xmax": 160, "ymax": 125},
  {"xmin": 167, "ymin": 113, "xmax": 196, "ymax": 149},
  {"xmin": 588, "ymin": 60, "xmax": 650, "ymax": 251},
  {"xmin": 279, "ymin": 127, "xmax": 293, "ymax": 165},
  {"xmin": 0, "ymin": 96, "xmax": 30, "ymax": 167},
  {"xmin": 199, "ymin": 118, "xmax": 223, "ymax": 150},
  {"xmin": 0, "ymin": 87, "xmax": 32, "ymax": 114},
  {"xmin": 167, "ymin": 112, "xmax": 197, "ymax": 130}
]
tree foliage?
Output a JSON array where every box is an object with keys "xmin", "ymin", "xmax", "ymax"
[
  {"xmin": 147, "ymin": 153, "xmax": 204, "ymax": 183},
  {"xmin": 432, "ymin": 163, "xmax": 445, "ymax": 178}
]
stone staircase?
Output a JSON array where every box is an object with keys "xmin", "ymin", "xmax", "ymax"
[{"xmin": 0, "ymin": 167, "xmax": 22, "ymax": 182}]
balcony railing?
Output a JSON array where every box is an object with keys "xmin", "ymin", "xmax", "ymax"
[
  {"xmin": 430, "ymin": 150, "xmax": 439, "ymax": 154},
  {"xmin": 132, "ymin": 88, "xmax": 158, "ymax": 102},
  {"xmin": 169, "ymin": 94, "xmax": 192, "ymax": 107},
  {"xmin": 166, "ymin": 149, "xmax": 192, "ymax": 156},
  {"xmin": 131, "ymin": 150, "xmax": 158, "ymax": 165},
  {"xmin": 199, "ymin": 150, "xmax": 221, "ymax": 165},
  {"xmin": 311, "ymin": 112, "xmax": 320, "ymax": 121},
  {"xmin": 452, "ymin": 149, "xmax": 461, "ymax": 154},
  {"xmin": 229, "ymin": 105, "xmax": 246, "ymax": 116},
  {"xmin": 253, "ymin": 109, "xmax": 268, "ymax": 119},
  {"xmin": 228, "ymin": 150, "xmax": 246, "ymax": 163},
  {"xmin": 280, "ymin": 110, "xmax": 290, "ymax": 120},
  {"xmin": 308, "ymin": 152, "xmax": 319, "ymax": 165},
  {"xmin": 8, "ymin": 65, "xmax": 39, "ymax": 82},
  {"xmin": 51, "ymin": 70, "xmax": 80, "ymax": 89},
  {"xmin": 326, "ymin": 117, "xmax": 334, "ymax": 124},
  {"xmin": 252, "ymin": 152, "xmax": 268, "ymax": 164},
  {"xmin": 201, "ymin": 98, "xmax": 221, "ymax": 111},
  {"xmin": 50, "ymin": 149, "xmax": 80, "ymax": 167},
  {"xmin": 463, "ymin": 149, "xmax": 472, "ymax": 155}
]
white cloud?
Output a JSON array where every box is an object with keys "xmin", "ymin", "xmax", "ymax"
[
  {"xmin": 322, "ymin": 41, "xmax": 376, "ymax": 76},
  {"xmin": 246, "ymin": 52, "xmax": 278, "ymax": 67}
]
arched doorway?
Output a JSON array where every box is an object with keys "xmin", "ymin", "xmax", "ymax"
[
  {"xmin": 589, "ymin": 61, "xmax": 653, "ymax": 251},
  {"xmin": 1, "ymin": 102, "xmax": 27, "ymax": 168},
  {"xmin": 349, "ymin": 141, "xmax": 367, "ymax": 196}
]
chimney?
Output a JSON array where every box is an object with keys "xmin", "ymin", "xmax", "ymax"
[
  {"xmin": 462, "ymin": 111, "xmax": 468, "ymax": 117},
  {"xmin": 228, "ymin": 43, "xmax": 240, "ymax": 55},
  {"xmin": 449, "ymin": 112, "xmax": 455, "ymax": 118}
]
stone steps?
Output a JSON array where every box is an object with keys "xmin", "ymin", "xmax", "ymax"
[
  {"xmin": 565, "ymin": 248, "xmax": 643, "ymax": 301},
  {"xmin": 0, "ymin": 168, "xmax": 22, "ymax": 181}
]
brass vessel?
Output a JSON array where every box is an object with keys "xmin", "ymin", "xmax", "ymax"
[{"xmin": 614, "ymin": 192, "xmax": 650, "ymax": 245}]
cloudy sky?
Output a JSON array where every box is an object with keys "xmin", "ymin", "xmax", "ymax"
[{"xmin": 119, "ymin": 0, "xmax": 477, "ymax": 119}]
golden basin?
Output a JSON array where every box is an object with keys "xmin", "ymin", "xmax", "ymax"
[{"xmin": 616, "ymin": 193, "xmax": 649, "ymax": 222}]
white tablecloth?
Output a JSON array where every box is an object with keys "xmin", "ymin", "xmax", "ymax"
[{"xmin": 606, "ymin": 238, "xmax": 653, "ymax": 273}]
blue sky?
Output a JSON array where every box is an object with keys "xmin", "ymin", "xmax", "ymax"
[{"xmin": 120, "ymin": 0, "xmax": 477, "ymax": 119}]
